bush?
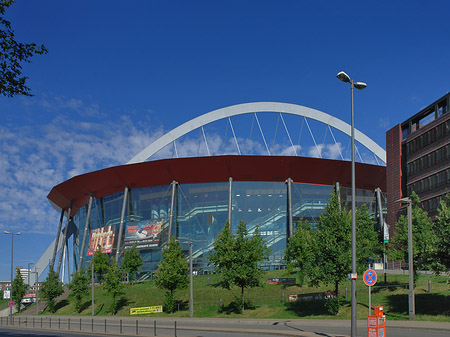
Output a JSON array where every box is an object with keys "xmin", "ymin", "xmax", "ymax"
[{"xmin": 325, "ymin": 296, "xmax": 340, "ymax": 315}]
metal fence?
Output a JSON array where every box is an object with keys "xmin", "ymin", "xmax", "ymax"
[{"xmin": 0, "ymin": 316, "xmax": 182, "ymax": 336}]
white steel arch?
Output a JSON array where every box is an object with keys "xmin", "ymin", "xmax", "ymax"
[{"xmin": 127, "ymin": 102, "xmax": 386, "ymax": 164}]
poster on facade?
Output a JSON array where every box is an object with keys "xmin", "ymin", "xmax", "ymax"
[
  {"xmin": 383, "ymin": 221, "xmax": 389, "ymax": 244},
  {"xmin": 124, "ymin": 220, "xmax": 162, "ymax": 250},
  {"xmin": 87, "ymin": 225, "xmax": 116, "ymax": 256}
]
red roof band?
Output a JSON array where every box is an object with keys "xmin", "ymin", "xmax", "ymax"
[{"xmin": 47, "ymin": 155, "xmax": 386, "ymax": 216}]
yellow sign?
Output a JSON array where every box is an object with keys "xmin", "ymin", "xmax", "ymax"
[{"xmin": 130, "ymin": 305, "xmax": 163, "ymax": 315}]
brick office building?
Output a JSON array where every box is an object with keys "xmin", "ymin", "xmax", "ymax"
[{"xmin": 386, "ymin": 92, "xmax": 450, "ymax": 232}]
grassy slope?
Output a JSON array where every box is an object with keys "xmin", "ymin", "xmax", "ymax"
[{"xmin": 38, "ymin": 271, "xmax": 450, "ymax": 321}]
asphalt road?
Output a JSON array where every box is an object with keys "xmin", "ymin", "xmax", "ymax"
[{"xmin": 1, "ymin": 316, "xmax": 450, "ymax": 337}]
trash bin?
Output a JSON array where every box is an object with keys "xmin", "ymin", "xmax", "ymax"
[{"xmin": 368, "ymin": 306, "xmax": 386, "ymax": 337}]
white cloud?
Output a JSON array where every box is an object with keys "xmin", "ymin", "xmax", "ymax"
[{"xmin": 0, "ymin": 98, "xmax": 163, "ymax": 235}]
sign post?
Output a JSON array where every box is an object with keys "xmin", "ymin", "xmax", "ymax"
[
  {"xmin": 8, "ymin": 301, "xmax": 14, "ymax": 308},
  {"xmin": 363, "ymin": 269, "xmax": 377, "ymax": 315}
]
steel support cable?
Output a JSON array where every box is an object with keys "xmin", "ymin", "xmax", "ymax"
[
  {"xmin": 355, "ymin": 143, "xmax": 364, "ymax": 163},
  {"xmin": 254, "ymin": 112, "xmax": 270, "ymax": 155},
  {"xmin": 173, "ymin": 140, "xmax": 179, "ymax": 158},
  {"xmin": 280, "ymin": 113, "xmax": 297, "ymax": 156},
  {"xmin": 201, "ymin": 126, "xmax": 211, "ymax": 156},
  {"xmin": 321, "ymin": 123, "xmax": 330, "ymax": 158},
  {"xmin": 271, "ymin": 113, "xmax": 281, "ymax": 154},
  {"xmin": 305, "ymin": 118, "xmax": 322, "ymax": 158},
  {"xmin": 297, "ymin": 117, "xmax": 306, "ymax": 152},
  {"xmin": 221, "ymin": 118, "xmax": 229, "ymax": 155},
  {"xmin": 328, "ymin": 125, "xmax": 344, "ymax": 160},
  {"xmin": 228, "ymin": 117, "xmax": 241, "ymax": 155}
]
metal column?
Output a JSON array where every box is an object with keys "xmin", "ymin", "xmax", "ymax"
[
  {"xmin": 115, "ymin": 187, "xmax": 129, "ymax": 262},
  {"xmin": 51, "ymin": 209, "xmax": 65, "ymax": 267},
  {"xmin": 228, "ymin": 177, "xmax": 233, "ymax": 230},
  {"xmin": 286, "ymin": 178, "xmax": 293, "ymax": 238},
  {"xmin": 78, "ymin": 194, "xmax": 94, "ymax": 271},
  {"xmin": 168, "ymin": 180, "xmax": 178, "ymax": 240},
  {"xmin": 375, "ymin": 187, "xmax": 387, "ymax": 283},
  {"xmin": 57, "ymin": 201, "xmax": 72, "ymax": 276}
]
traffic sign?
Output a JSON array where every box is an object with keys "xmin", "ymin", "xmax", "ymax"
[
  {"xmin": 363, "ymin": 269, "xmax": 377, "ymax": 286},
  {"xmin": 8, "ymin": 301, "xmax": 14, "ymax": 307}
]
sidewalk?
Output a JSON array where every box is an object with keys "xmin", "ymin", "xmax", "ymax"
[{"xmin": 0, "ymin": 306, "xmax": 16, "ymax": 317}]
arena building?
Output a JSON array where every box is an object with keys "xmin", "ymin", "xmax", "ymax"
[{"xmin": 36, "ymin": 102, "xmax": 387, "ymax": 281}]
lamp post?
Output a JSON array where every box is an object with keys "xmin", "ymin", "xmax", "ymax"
[
  {"xmin": 32, "ymin": 269, "xmax": 39, "ymax": 315},
  {"xmin": 181, "ymin": 241, "xmax": 193, "ymax": 318},
  {"xmin": 88, "ymin": 260, "xmax": 95, "ymax": 316},
  {"xmin": 337, "ymin": 71, "xmax": 367, "ymax": 337},
  {"xmin": 396, "ymin": 197, "xmax": 415, "ymax": 320},
  {"xmin": 4, "ymin": 231, "xmax": 21, "ymax": 317}
]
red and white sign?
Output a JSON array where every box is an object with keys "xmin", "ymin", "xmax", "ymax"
[
  {"xmin": 363, "ymin": 269, "xmax": 377, "ymax": 286},
  {"xmin": 23, "ymin": 293, "xmax": 37, "ymax": 298}
]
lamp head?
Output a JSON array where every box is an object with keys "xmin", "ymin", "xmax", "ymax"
[
  {"xmin": 337, "ymin": 71, "xmax": 351, "ymax": 83},
  {"xmin": 395, "ymin": 197, "xmax": 411, "ymax": 204},
  {"xmin": 354, "ymin": 82, "xmax": 367, "ymax": 90}
]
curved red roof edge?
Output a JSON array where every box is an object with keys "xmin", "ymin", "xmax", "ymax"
[{"xmin": 47, "ymin": 155, "xmax": 386, "ymax": 216}]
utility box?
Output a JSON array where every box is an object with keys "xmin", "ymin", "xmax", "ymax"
[{"xmin": 368, "ymin": 306, "xmax": 386, "ymax": 337}]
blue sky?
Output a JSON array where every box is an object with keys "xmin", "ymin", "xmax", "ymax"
[{"xmin": 0, "ymin": 0, "xmax": 449, "ymax": 281}]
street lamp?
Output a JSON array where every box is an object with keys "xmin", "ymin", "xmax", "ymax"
[
  {"xmin": 181, "ymin": 241, "xmax": 193, "ymax": 318},
  {"xmin": 337, "ymin": 71, "xmax": 367, "ymax": 337},
  {"xmin": 4, "ymin": 231, "xmax": 21, "ymax": 317},
  {"xmin": 396, "ymin": 197, "xmax": 415, "ymax": 320}
]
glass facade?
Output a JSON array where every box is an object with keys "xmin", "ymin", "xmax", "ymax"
[{"xmin": 72, "ymin": 180, "xmax": 385, "ymax": 276}]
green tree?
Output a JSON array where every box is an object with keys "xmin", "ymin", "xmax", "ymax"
[
  {"xmin": 92, "ymin": 246, "xmax": 110, "ymax": 283},
  {"xmin": 40, "ymin": 265, "xmax": 64, "ymax": 313},
  {"xmin": 388, "ymin": 191, "xmax": 437, "ymax": 277},
  {"xmin": 209, "ymin": 220, "xmax": 270, "ymax": 314},
  {"xmin": 121, "ymin": 243, "xmax": 144, "ymax": 283},
  {"xmin": 309, "ymin": 192, "xmax": 351, "ymax": 299},
  {"xmin": 154, "ymin": 237, "xmax": 188, "ymax": 313},
  {"xmin": 12, "ymin": 268, "xmax": 27, "ymax": 312},
  {"xmin": 68, "ymin": 268, "xmax": 90, "ymax": 313},
  {"xmin": 0, "ymin": 0, "xmax": 47, "ymax": 97},
  {"xmin": 356, "ymin": 204, "xmax": 383, "ymax": 272},
  {"xmin": 435, "ymin": 193, "xmax": 450, "ymax": 271},
  {"xmin": 102, "ymin": 260, "xmax": 124, "ymax": 315},
  {"xmin": 285, "ymin": 219, "xmax": 316, "ymax": 285}
]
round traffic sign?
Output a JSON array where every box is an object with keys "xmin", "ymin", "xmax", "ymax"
[
  {"xmin": 363, "ymin": 269, "xmax": 377, "ymax": 286},
  {"xmin": 8, "ymin": 301, "xmax": 14, "ymax": 307}
]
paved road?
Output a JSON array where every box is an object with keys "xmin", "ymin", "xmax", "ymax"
[{"xmin": 1, "ymin": 316, "xmax": 450, "ymax": 337}]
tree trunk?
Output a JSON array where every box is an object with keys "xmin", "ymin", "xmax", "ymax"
[
  {"xmin": 335, "ymin": 280, "xmax": 339, "ymax": 297},
  {"xmin": 241, "ymin": 286, "xmax": 245, "ymax": 314}
]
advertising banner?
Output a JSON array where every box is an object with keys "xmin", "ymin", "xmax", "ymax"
[
  {"xmin": 3, "ymin": 290, "xmax": 10, "ymax": 299},
  {"xmin": 124, "ymin": 220, "xmax": 162, "ymax": 250},
  {"xmin": 87, "ymin": 225, "xmax": 115, "ymax": 256},
  {"xmin": 383, "ymin": 221, "xmax": 389, "ymax": 244},
  {"xmin": 130, "ymin": 305, "xmax": 163, "ymax": 315}
]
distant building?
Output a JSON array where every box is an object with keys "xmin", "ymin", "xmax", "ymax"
[
  {"xmin": 386, "ymin": 92, "xmax": 450, "ymax": 231},
  {"xmin": 0, "ymin": 280, "xmax": 11, "ymax": 292}
]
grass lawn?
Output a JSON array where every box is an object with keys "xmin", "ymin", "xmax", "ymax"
[
  {"xmin": 35, "ymin": 271, "xmax": 450, "ymax": 321},
  {"xmin": 0, "ymin": 298, "xmax": 9, "ymax": 310}
]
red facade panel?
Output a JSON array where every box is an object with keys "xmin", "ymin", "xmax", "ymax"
[
  {"xmin": 47, "ymin": 155, "xmax": 386, "ymax": 216},
  {"xmin": 386, "ymin": 124, "xmax": 402, "ymax": 235}
]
